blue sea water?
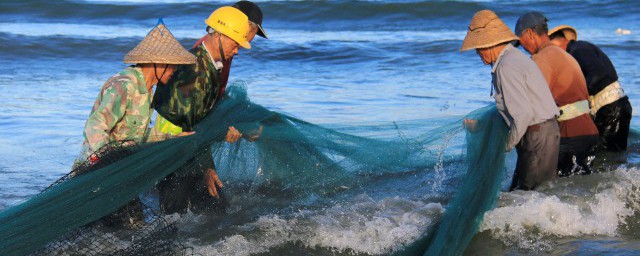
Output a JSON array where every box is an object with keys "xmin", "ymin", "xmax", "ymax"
[{"xmin": 0, "ymin": 0, "xmax": 639, "ymax": 255}]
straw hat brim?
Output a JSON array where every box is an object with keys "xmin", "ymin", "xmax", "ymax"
[
  {"xmin": 548, "ymin": 25, "xmax": 578, "ymax": 41},
  {"xmin": 461, "ymin": 31, "xmax": 519, "ymax": 51},
  {"xmin": 124, "ymin": 24, "xmax": 196, "ymax": 65},
  {"xmin": 460, "ymin": 10, "xmax": 520, "ymax": 52}
]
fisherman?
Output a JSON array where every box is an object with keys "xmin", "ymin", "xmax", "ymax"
[
  {"xmin": 515, "ymin": 12, "xmax": 600, "ymax": 177},
  {"xmin": 190, "ymin": 0, "xmax": 268, "ymax": 89},
  {"xmin": 461, "ymin": 10, "xmax": 560, "ymax": 190},
  {"xmin": 151, "ymin": 5, "xmax": 260, "ymax": 214},
  {"xmin": 154, "ymin": 1, "xmax": 267, "ymax": 138},
  {"xmin": 548, "ymin": 25, "xmax": 632, "ymax": 151},
  {"xmin": 77, "ymin": 21, "xmax": 196, "ymax": 167},
  {"xmin": 75, "ymin": 21, "xmax": 196, "ymax": 227}
]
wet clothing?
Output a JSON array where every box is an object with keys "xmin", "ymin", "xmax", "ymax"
[
  {"xmin": 158, "ymin": 148, "xmax": 220, "ymax": 214},
  {"xmin": 492, "ymin": 44, "xmax": 559, "ymax": 151},
  {"xmin": 492, "ymin": 44, "xmax": 560, "ymax": 190},
  {"xmin": 557, "ymin": 135, "xmax": 599, "ymax": 177},
  {"xmin": 566, "ymin": 40, "xmax": 632, "ymax": 151},
  {"xmin": 80, "ymin": 66, "xmax": 151, "ymax": 160},
  {"xmin": 159, "ymin": 174, "xmax": 212, "ymax": 214},
  {"xmin": 511, "ymin": 118, "xmax": 560, "ymax": 190},
  {"xmin": 593, "ymin": 96, "xmax": 632, "ymax": 151},
  {"xmin": 531, "ymin": 43, "xmax": 599, "ymax": 174}
]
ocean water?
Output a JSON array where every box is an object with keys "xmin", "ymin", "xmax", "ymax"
[{"xmin": 1, "ymin": 0, "xmax": 639, "ymax": 255}]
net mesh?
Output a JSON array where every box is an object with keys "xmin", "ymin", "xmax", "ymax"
[{"xmin": 0, "ymin": 84, "xmax": 509, "ymax": 255}]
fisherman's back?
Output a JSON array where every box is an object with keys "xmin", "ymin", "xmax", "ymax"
[{"xmin": 532, "ymin": 44, "xmax": 598, "ymax": 138}]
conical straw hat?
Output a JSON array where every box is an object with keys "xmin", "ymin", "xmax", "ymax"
[
  {"xmin": 460, "ymin": 10, "xmax": 519, "ymax": 52},
  {"xmin": 548, "ymin": 25, "xmax": 578, "ymax": 41},
  {"xmin": 124, "ymin": 23, "xmax": 196, "ymax": 64}
]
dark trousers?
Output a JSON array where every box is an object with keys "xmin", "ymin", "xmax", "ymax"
[
  {"xmin": 510, "ymin": 119, "xmax": 560, "ymax": 191},
  {"xmin": 557, "ymin": 135, "xmax": 599, "ymax": 177},
  {"xmin": 100, "ymin": 198, "xmax": 146, "ymax": 228},
  {"xmin": 594, "ymin": 96, "xmax": 632, "ymax": 151},
  {"xmin": 158, "ymin": 173, "xmax": 212, "ymax": 214},
  {"xmin": 158, "ymin": 148, "xmax": 218, "ymax": 214}
]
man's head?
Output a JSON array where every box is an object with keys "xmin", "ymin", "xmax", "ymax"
[
  {"xmin": 475, "ymin": 47, "xmax": 497, "ymax": 65},
  {"xmin": 232, "ymin": 1, "xmax": 268, "ymax": 40},
  {"xmin": 548, "ymin": 25, "xmax": 577, "ymax": 50},
  {"xmin": 514, "ymin": 11, "xmax": 550, "ymax": 54},
  {"xmin": 206, "ymin": 27, "xmax": 242, "ymax": 60},
  {"xmin": 204, "ymin": 6, "xmax": 252, "ymax": 61},
  {"xmin": 124, "ymin": 21, "xmax": 196, "ymax": 84},
  {"xmin": 549, "ymin": 25, "xmax": 577, "ymax": 41},
  {"xmin": 461, "ymin": 10, "xmax": 519, "ymax": 65}
]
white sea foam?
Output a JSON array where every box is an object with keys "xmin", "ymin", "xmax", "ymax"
[
  {"xmin": 479, "ymin": 168, "xmax": 640, "ymax": 251},
  {"xmin": 192, "ymin": 195, "xmax": 444, "ymax": 255},
  {"xmin": 78, "ymin": 0, "xmax": 498, "ymax": 4},
  {"xmin": 78, "ymin": 0, "xmax": 302, "ymax": 4},
  {"xmin": 271, "ymin": 30, "xmax": 466, "ymax": 44},
  {"xmin": 0, "ymin": 22, "xmax": 467, "ymax": 44},
  {"xmin": 0, "ymin": 22, "xmax": 197, "ymax": 39},
  {"xmin": 570, "ymin": 28, "xmax": 640, "ymax": 44},
  {"xmin": 78, "ymin": 0, "xmax": 233, "ymax": 4},
  {"xmin": 4, "ymin": 21, "xmax": 638, "ymax": 46}
]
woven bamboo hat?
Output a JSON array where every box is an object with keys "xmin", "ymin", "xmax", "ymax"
[
  {"xmin": 460, "ymin": 10, "xmax": 519, "ymax": 52},
  {"xmin": 548, "ymin": 25, "xmax": 578, "ymax": 41},
  {"xmin": 124, "ymin": 22, "xmax": 196, "ymax": 64}
]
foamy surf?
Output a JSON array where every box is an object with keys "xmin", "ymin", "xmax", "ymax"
[
  {"xmin": 0, "ymin": 22, "xmax": 467, "ymax": 44},
  {"xmin": 190, "ymin": 195, "xmax": 444, "ymax": 255},
  {"xmin": 479, "ymin": 168, "xmax": 640, "ymax": 251},
  {"xmin": 0, "ymin": 22, "xmax": 198, "ymax": 39}
]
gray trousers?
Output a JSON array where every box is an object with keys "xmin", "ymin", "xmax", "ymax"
[{"xmin": 510, "ymin": 118, "xmax": 560, "ymax": 191}]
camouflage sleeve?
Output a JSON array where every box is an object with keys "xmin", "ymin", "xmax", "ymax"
[
  {"xmin": 153, "ymin": 46, "xmax": 222, "ymax": 131},
  {"xmin": 153, "ymin": 63, "xmax": 198, "ymax": 130},
  {"xmin": 83, "ymin": 80, "xmax": 129, "ymax": 152}
]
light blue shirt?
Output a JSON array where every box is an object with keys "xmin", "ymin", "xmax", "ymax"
[{"xmin": 491, "ymin": 44, "xmax": 559, "ymax": 150}]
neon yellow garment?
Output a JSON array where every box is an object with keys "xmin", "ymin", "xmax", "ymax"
[{"xmin": 154, "ymin": 115, "xmax": 183, "ymax": 136}]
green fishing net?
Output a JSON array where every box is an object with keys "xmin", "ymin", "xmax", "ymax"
[{"xmin": 0, "ymin": 84, "xmax": 509, "ymax": 256}]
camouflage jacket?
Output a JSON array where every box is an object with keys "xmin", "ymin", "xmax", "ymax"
[
  {"xmin": 79, "ymin": 66, "xmax": 152, "ymax": 159},
  {"xmin": 152, "ymin": 44, "xmax": 223, "ymax": 132}
]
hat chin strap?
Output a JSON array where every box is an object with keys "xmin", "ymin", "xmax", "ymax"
[
  {"xmin": 217, "ymin": 35, "xmax": 227, "ymax": 63},
  {"xmin": 153, "ymin": 63, "xmax": 169, "ymax": 83}
]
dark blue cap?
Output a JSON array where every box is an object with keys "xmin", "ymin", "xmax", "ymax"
[
  {"xmin": 514, "ymin": 11, "xmax": 548, "ymax": 36},
  {"xmin": 232, "ymin": 1, "xmax": 268, "ymax": 39}
]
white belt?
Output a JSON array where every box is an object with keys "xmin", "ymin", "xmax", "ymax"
[
  {"xmin": 557, "ymin": 100, "xmax": 590, "ymax": 121},
  {"xmin": 589, "ymin": 81, "xmax": 625, "ymax": 115}
]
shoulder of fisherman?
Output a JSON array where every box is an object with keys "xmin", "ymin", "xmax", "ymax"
[
  {"xmin": 80, "ymin": 66, "xmax": 152, "ymax": 159},
  {"xmin": 188, "ymin": 23, "xmax": 234, "ymax": 94},
  {"xmin": 492, "ymin": 44, "xmax": 558, "ymax": 150},
  {"xmin": 153, "ymin": 44, "xmax": 223, "ymax": 131},
  {"xmin": 532, "ymin": 44, "xmax": 589, "ymax": 105},
  {"xmin": 192, "ymin": 43, "xmax": 225, "ymax": 106},
  {"xmin": 566, "ymin": 40, "xmax": 619, "ymax": 96},
  {"xmin": 533, "ymin": 44, "xmax": 598, "ymax": 138}
]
